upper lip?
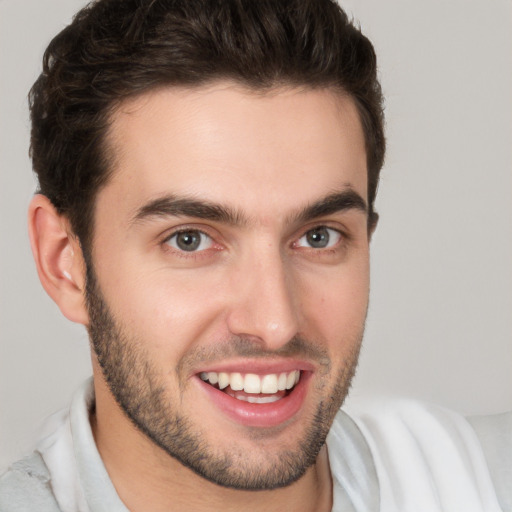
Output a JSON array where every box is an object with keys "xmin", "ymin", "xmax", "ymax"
[{"xmin": 193, "ymin": 358, "xmax": 316, "ymax": 376}]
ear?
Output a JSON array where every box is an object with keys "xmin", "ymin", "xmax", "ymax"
[
  {"xmin": 368, "ymin": 211, "xmax": 379, "ymax": 241},
  {"xmin": 28, "ymin": 194, "xmax": 89, "ymax": 325}
]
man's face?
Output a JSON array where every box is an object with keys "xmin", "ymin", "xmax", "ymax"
[{"xmin": 86, "ymin": 82, "xmax": 370, "ymax": 489}]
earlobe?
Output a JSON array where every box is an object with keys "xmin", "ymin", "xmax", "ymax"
[{"xmin": 28, "ymin": 194, "xmax": 89, "ymax": 325}]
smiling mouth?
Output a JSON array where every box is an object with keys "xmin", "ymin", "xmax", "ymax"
[{"xmin": 199, "ymin": 370, "xmax": 301, "ymax": 404}]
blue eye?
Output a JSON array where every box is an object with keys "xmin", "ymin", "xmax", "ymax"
[
  {"xmin": 166, "ymin": 230, "xmax": 213, "ymax": 252},
  {"xmin": 297, "ymin": 227, "xmax": 341, "ymax": 249}
]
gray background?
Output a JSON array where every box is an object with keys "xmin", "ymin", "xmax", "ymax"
[{"xmin": 1, "ymin": 0, "xmax": 511, "ymax": 472}]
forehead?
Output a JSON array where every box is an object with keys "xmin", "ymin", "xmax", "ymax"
[{"xmin": 101, "ymin": 82, "xmax": 367, "ymax": 223}]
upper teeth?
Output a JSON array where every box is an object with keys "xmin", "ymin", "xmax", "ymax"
[{"xmin": 199, "ymin": 370, "xmax": 301, "ymax": 394}]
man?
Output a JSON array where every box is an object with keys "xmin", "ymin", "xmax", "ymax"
[{"xmin": 0, "ymin": 0, "xmax": 509, "ymax": 511}]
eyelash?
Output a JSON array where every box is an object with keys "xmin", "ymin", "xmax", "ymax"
[
  {"xmin": 160, "ymin": 224, "xmax": 348, "ymax": 258},
  {"xmin": 294, "ymin": 226, "xmax": 346, "ymax": 252},
  {"xmin": 161, "ymin": 227, "xmax": 219, "ymax": 259}
]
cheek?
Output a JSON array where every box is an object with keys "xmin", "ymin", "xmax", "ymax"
[
  {"xmin": 97, "ymin": 261, "xmax": 229, "ymax": 361},
  {"xmin": 299, "ymin": 257, "xmax": 370, "ymax": 347}
]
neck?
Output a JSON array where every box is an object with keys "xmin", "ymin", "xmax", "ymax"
[{"xmin": 91, "ymin": 375, "xmax": 332, "ymax": 512}]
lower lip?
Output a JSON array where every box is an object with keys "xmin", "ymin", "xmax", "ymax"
[{"xmin": 197, "ymin": 373, "xmax": 310, "ymax": 428}]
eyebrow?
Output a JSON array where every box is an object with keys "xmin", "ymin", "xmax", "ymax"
[
  {"xmin": 130, "ymin": 189, "xmax": 367, "ymax": 227},
  {"xmin": 131, "ymin": 195, "xmax": 248, "ymax": 226},
  {"xmin": 290, "ymin": 189, "xmax": 367, "ymax": 224}
]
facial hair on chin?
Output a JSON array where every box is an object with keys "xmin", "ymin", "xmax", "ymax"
[{"xmin": 85, "ymin": 263, "xmax": 363, "ymax": 490}]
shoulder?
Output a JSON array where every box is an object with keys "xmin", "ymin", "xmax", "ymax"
[
  {"xmin": 0, "ymin": 396, "xmax": 80, "ymax": 512},
  {"xmin": 341, "ymin": 399, "xmax": 509, "ymax": 512},
  {"xmin": 468, "ymin": 411, "xmax": 512, "ymax": 512},
  {"xmin": 0, "ymin": 452, "xmax": 61, "ymax": 512}
]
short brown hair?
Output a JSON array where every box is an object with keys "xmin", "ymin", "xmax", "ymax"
[{"xmin": 29, "ymin": 0, "xmax": 385, "ymax": 253}]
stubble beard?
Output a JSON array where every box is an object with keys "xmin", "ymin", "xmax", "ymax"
[{"xmin": 85, "ymin": 265, "xmax": 364, "ymax": 491}]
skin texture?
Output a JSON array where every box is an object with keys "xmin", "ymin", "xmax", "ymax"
[{"xmin": 29, "ymin": 82, "xmax": 371, "ymax": 512}]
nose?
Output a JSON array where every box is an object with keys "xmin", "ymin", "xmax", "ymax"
[{"xmin": 225, "ymin": 247, "xmax": 300, "ymax": 351}]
